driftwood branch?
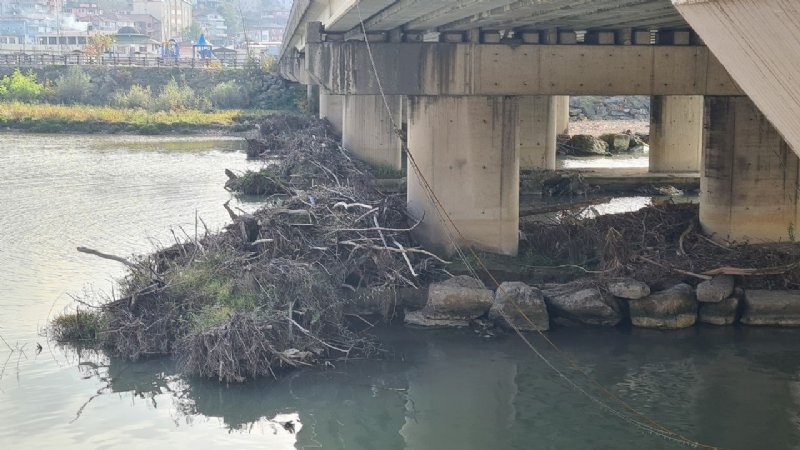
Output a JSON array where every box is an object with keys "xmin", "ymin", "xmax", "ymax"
[
  {"xmin": 638, "ymin": 255, "xmax": 711, "ymax": 280},
  {"xmin": 77, "ymin": 247, "xmax": 136, "ymax": 269}
]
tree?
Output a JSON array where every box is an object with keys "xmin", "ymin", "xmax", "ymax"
[
  {"xmin": 218, "ymin": 0, "xmax": 241, "ymax": 38},
  {"xmin": 85, "ymin": 34, "xmax": 115, "ymax": 56},
  {"xmin": 182, "ymin": 22, "xmax": 204, "ymax": 42}
]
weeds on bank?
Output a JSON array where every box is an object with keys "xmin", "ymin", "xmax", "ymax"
[{"xmin": 0, "ymin": 102, "xmax": 262, "ymax": 133}]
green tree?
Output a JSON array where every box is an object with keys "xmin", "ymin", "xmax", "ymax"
[
  {"xmin": 182, "ymin": 22, "xmax": 204, "ymax": 42},
  {"xmin": 218, "ymin": 0, "xmax": 241, "ymax": 38},
  {"xmin": 54, "ymin": 67, "xmax": 91, "ymax": 104},
  {"xmin": 0, "ymin": 69, "xmax": 44, "ymax": 102}
]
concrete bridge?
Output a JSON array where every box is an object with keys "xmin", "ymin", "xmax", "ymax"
[{"xmin": 279, "ymin": 0, "xmax": 800, "ymax": 256}]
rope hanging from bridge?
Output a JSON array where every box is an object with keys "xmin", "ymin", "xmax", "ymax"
[{"xmin": 353, "ymin": 3, "xmax": 724, "ymax": 448}]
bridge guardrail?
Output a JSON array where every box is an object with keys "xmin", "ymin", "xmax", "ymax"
[{"xmin": 0, "ymin": 53, "xmax": 257, "ymax": 69}]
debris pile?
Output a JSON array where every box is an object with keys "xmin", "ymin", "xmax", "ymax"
[
  {"xmin": 53, "ymin": 115, "xmax": 446, "ymax": 382},
  {"xmin": 522, "ymin": 202, "xmax": 800, "ymax": 290}
]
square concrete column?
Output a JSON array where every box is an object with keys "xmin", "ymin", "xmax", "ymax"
[
  {"xmin": 649, "ymin": 95, "xmax": 704, "ymax": 173},
  {"xmin": 319, "ymin": 91, "xmax": 343, "ymax": 135},
  {"xmin": 342, "ymin": 95, "xmax": 403, "ymax": 170},
  {"xmin": 701, "ymin": 96, "xmax": 800, "ymax": 242},
  {"xmin": 518, "ymin": 96, "xmax": 557, "ymax": 170},
  {"xmin": 407, "ymin": 96, "xmax": 519, "ymax": 256},
  {"xmin": 306, "ymin": 85, "xmax": 320, "ymax": 116},
  {"xmin": 555, "ymin": 95, "xmax": 570, "ymax": 135}
]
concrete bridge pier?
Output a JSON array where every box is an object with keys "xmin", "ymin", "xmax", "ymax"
[
  {"xmin": 649, "ymin": 95, "xmax": 704, "ymax": 173},
  {"xmin": 407, "ymin": 96, "xmax": 519, "ymax": 256},
  {"xmin": 342, "ymin": 94, "xmax": 404, "ymax": 170},
  {"xmin": 555, "ymin": 96, "xmax": 570, "ymax": 135},
  {"xmin": 319, "ymin": 91, "xmax": 344, "ymax": 135},
  {"xmin": 307, "ymin": 85, "xmax": 320, "ymax": 116},
  {"xmin": 518, "ymin": 96, "xmax": 557, "ymax": 170},
  {"xmin": 700, "ymin": 96, "xmax": 799, "ymax": 242}
]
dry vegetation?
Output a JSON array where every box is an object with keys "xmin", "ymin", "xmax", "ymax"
[{"xmin": 522, "ymin": 202, "xmax": 800, "ymax": 290}]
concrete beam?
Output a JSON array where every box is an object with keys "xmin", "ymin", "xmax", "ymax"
[
  {"xmin": 306, "ymin": 41, "xmax": 742, "ymax": 96},
  {"xmin": 407, "ymin": 96, "xmax": 519, "ymax": 256}
]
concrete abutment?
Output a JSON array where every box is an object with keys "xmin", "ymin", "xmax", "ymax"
[
  {"xmin": 407, "ymin": 96, "xmax": 519, "ymax": 257},
  {"xmin": 649, "ymin": 95, "xmax": 703, "ymax": 173},
  {"xmin": 700, "ymin": 96, "xmax": 800, "ymax": 243}
]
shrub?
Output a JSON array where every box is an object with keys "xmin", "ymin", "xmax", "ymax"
[
  {"xmin": 51, "ymin": 309, "xmax": 107, "ymax": 344},
  {"xmin": 152, "ymin": 78, "xmax": 211, "ymax": 112},
  {"xmin": 53, "ymin": 66, "xmax": 91, "ymax": 104},
  {"xmin": 110, "ymin": 84, "xmax": 152, "ymax": 109},
  {"xmin": 0, "ymin": 69, "xmax": 44, "ymax": 102},
  {"xmin": 210, "ymin": 80, "xmax": 248, "ymax": 109}
]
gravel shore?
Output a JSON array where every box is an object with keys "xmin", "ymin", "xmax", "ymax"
[{"xmin": 568, "ymin": 119, "xmax": 649, "ymax": 136}]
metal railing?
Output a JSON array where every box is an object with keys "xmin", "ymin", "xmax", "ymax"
[{"xmin": 0, "ymin": 53, "xmax": 256, "ymax": 69}]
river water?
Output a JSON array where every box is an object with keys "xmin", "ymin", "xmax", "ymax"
[{"xmin": 1, "ymin": 133, "xmax": 800, "ymax": 449}]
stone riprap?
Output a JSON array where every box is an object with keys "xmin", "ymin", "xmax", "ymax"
[
  {"xmin": 699, "ymin": 296, "xmax": 740, "ymax": 325},
  {"xmin": 570, "ymin": 96, "xmax": 650, "ymax": 121},
  {"xmin": 489, "ymin": 282, "xmax": 549, "ymax": 331},
  {"xmin": 401, "ymin": 275, "xmax": 800, "ymax": 331},
  {"xmin": 696, "ymin": 275, "xmax": 735, "ymax": 303},
  {"xmin": 628, "ymin": 283, "xmax": 698, "ymax": 329},
  {"xmin": 608, "ymin": 279, "xmax": 650, "ymax": 300},
  {"xmin": 542, "ymin": 285, "xmax": 623, "ymax": 327},
  {"xmin": 405, "ymin": 276, "xmax": 493, "ymax": 327},
  {"xmin": 741, "ymin": 290, "xmax": 800, "ymax": 326}
]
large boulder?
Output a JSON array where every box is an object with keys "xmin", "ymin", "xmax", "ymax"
[
  {"xmin": 562, "ymin": 135, "xmax": 609, "ymax": 156},
  {"xmin": 698, "ymin": 296, "xmax": 740, "ymax": 326},
  {"xmin": 404, "ymin": 276, "xmax": 493, "ymax": 327},
  {"xmin": 489, "ymin": 282, "xmax": 549, "ymax": 331},
  {"xmin": 741, "ymin": 290, "xmax": 800, "ymax": 326},
  {"xmin": 696, "ymin": 275, "xmax": 735, "ymax": 303},
  {"xmin": 628, "ymin": 283, "xmax": 697, "ymax": 329},
  {"xmin": 542, "ymin": 285, "xmax": 623, "ymax": 327},
  {"xmin": 607, "ymin": 279, "xmax": 650, "ymax": 300}
]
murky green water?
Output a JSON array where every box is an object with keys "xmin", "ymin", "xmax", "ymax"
[{"xmin": 1, "ymin": 134, "xmax": 799, "ymax": 449}]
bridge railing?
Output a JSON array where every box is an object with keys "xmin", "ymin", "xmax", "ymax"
[{"xmin": 0, "ymin": 53, "xmax": 256, "ymax": 69}]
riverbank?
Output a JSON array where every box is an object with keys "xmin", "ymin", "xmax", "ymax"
[
  {"xmin": 0, "ymin": 102, "xmax": 283, "ymax": 134},
  {"xmin": 0, "ymin": 102, "xmax": 282, "ymax": 135}
]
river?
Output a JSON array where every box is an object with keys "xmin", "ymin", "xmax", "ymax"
[{"xmin": 1, "ymin": 133, "xmax": 799, "ymax": 449}]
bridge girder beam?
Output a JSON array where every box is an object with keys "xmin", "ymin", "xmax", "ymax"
[{"xmin": 303, "ymin": 40, "xmax": 741, "ymax": 97}]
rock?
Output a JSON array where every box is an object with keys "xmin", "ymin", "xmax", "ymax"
[
  {"xmin": 628, "ymin": 283, "xmax": 697, "ymax": 329},
  {"xmin": 562, "ymin": 135, "xmax": 609, "ymax": 156},
  {"xmin": 696, "ymin": 275, "xmax": 735, "ymax": 303},
  {"xmin": 613, "ymin": 134, "xmax": 631, "ymax": 152},
  {"xmin": 404, "ymin": 276, "xmax": 493, "ymax": 327},
  {"xmin": 741, "ymin": 290, "xmax": 800, "ymax": 326},
  {"xmin": 489, "ymin": 282, "xmax": 549, "ymax": 331},
  {"xmin": 699, "ymin": 296, "xmax": 739, "ymax": 325},
  {"xmin": 607, "ymin": 279, "xmax": 650, "ymax": 300},
  {"xmin": 542, "ymin": 285, "xmax": 623, "ymax": 326}
]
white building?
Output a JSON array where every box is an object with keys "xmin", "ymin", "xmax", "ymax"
[{"xmin": 131, "ymin": 0, "xmax": 191, "ymax": 41}]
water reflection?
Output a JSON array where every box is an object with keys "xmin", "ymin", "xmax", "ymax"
[{"xmin": 55, "ymin": 326, "xmax": 800, "ymax": 449}]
